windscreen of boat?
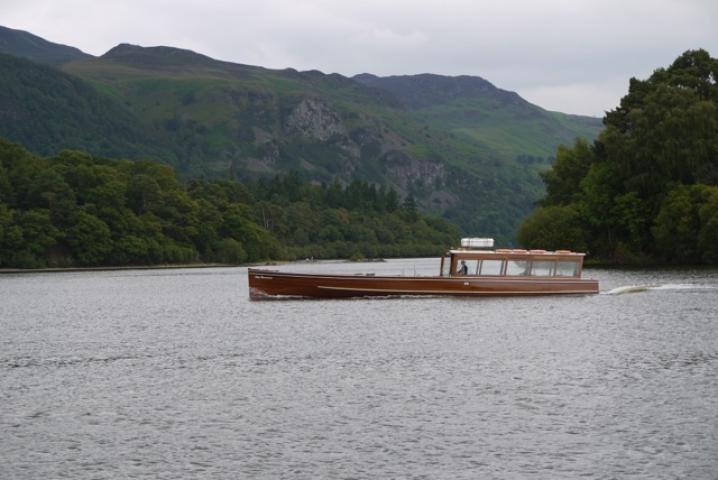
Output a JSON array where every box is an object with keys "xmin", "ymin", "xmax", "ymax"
[{"xmin": 441, "ymin": 256, "xmax": 451, "ymax": 277}]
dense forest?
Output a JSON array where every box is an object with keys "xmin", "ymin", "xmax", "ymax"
[
  {"xmin": 0, "ymin": 139, "xmax": 459, "ymax": 268},
  {"xmin": 519, "ymin": 49, "xmax": 718, "ymax": 265}
]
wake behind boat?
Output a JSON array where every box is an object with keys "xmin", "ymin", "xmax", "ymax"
[{"xmin": 248, "ymin": 238, "xmax": 599, "ymax": 300}]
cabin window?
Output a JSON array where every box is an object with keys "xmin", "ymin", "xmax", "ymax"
[
  {"xmin": 531, "ymin": 260, "xmax": 555, "ymax": 276},
  {"xmin": 454, "ymin": 259, "xmax": 479, "ymax": 275},
  {"xmin": 505, "ymin": 260, "xmax": 530, "ymax": 276},
  {"xmin": 556, "ymin": 261, "xmax": 578, "ymax": 277},
  {"xmin": 478, "ymin": 259, "xmax": 503, "ymax": 275}
]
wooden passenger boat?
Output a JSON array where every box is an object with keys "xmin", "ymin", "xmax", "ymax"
[{"xmin": 248, "ymin": 238, "xmax": 599, "ymax": 300}]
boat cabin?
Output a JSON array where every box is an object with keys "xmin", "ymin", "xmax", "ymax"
[{"xmin": 440, "ymin": 238, "xmax": 585, "ymax": 278}]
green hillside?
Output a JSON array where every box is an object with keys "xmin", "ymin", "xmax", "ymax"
[
  {"xmin": 0, "ymin": 54, "xmax": 174, "ymax": 161},
  {"xmin": 0, "ymin": 26, "xmax": 602, "ymax": 243}
]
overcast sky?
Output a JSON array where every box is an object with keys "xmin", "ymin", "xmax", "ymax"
[{"xmin": 3, "ymin": 0, "xmax": 717, "ymax": 116}]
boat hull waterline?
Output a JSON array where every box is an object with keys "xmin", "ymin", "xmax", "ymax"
[{"xmin": 248, "ymin": 269, "xmax": 599, "ymax": 300}]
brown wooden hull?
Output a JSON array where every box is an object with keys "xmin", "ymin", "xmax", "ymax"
[{"xmin": 248, "ymin": 268, "xmax": 599, "ymax": 300}]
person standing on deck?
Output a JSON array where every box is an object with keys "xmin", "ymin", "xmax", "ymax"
[{"xmin": 458, "ymin": 260, "xmax": 468, "ymax": 275}]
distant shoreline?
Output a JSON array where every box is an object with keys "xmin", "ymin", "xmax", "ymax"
[
  {"xmin": 0, "ymin": 258, "xmax": 391, "ymax": 275},
  {"xmin": 0, "ymin": 263, "xmax": 242, "ymax": 274}
]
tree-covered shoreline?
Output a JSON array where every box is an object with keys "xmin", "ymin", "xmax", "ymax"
[
  {"xmin": 519, "ymin": 49, "xmax": 718, "ymax": 266},
  {"xmin": 0, "ymin": 139, "xmax": 459, "ymax": 269}
]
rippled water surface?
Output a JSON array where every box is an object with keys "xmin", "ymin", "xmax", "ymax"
[{"xmin": 2, "ymin": 259, "xmax": 718, "ymax": 479}]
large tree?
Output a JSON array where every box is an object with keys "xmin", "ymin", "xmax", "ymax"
[{"xmin": 519, "ymin": 49, "xmax": 718, "ymax": 264}]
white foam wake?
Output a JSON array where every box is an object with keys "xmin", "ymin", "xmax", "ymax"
[
  {"xmin": 651, "ymin": 283, "xmax": 718, "ymax": 291},
  {"xmin": 603, "ymin": 283, "xmax": 718, "ymax": 295}
]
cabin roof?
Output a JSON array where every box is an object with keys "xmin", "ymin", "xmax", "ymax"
[{"xmin": 449, "ymin": 248, "xmax": 586, "ymax": 258}]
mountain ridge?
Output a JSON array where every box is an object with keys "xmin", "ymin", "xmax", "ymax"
[{"xmin": 0, "ymin": 25, "xmax": 92, "ymax": 65}]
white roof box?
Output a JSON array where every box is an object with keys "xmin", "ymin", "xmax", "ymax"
[{"xmin": 461, "ymin": 237, "xmax": 494, "ymax": 248}]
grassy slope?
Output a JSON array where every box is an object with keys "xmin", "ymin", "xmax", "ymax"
[
  {"xmin": 354, "ymin": 73, "xmax": 603, "ymax": 164},
  {"xmin": 440, "ymin": 104, "xmax": 601, "ymax": 160}
]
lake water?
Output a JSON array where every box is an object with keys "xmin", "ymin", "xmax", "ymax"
[{"xmin": 2, "ymin": 259, "xmax": 717, "ymax": 479}]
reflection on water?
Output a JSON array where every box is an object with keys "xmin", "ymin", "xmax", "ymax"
[{"xmin": 1, "ymin": 259, "xmax": 717, "ymax": 479}]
